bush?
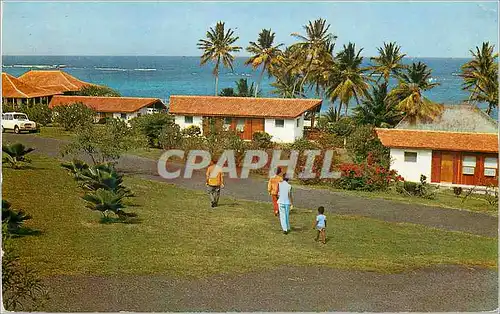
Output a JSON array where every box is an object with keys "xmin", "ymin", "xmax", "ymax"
[
  {"xmin": 53, "ymin": 102, "xmax": 95, "ymax": 131},
  {"xmin": 453, "ymin": 186, "xmax": 463, "ymax": 196},
  {"xmin": 182, "ymin": 125, "xmax": 202, "ymax": 138},
  {"xmin": 1, "ymin": 200, "xmax": 32, "ymax": 234},
  {"xmin": 158, "ymin": 123, "xmax": 183, "ymax": 149},
  {"xmin": 346, "ymin": 125, "xmax": 390, "ymax": 168},
  {"xmin": 2, "ymin": 143, "xmax": 35, "ymax": 169},
  {"xmin": 252, "ymin": 131, "xmax": 273, "ymax": 149},
  {"xmin": 335, "ymin": 158, "xmax": 403, "ymax": 191},
  {"xmin": 316, "ymin": 132, "xmax": 343, "ymax": 149},
  {"xmin": 17, "ymin": 103, "xmax": 53, "ymax": 126},
  {"xmin": 76, "ymin": 85, "xmax": 121, "ymax": 97},
  {"xmin": 129, "ymin": 113, "xmax": 175, "ymax": 148},
  {"xmin": 320, "ymin": 116, "xmax": 356, "ymax": 137},
  {"xmin": 395, "ymin": 175, "xmax": 437, "ymax": 199}
]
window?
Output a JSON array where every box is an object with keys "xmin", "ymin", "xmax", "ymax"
[
  {"xmin": 296, "ymin": 118, "xmax": 300, "ymax": 127},
  {"xmin": 484, "ymin": 157, "xmax": 498, "ymax": 177},
  {"xmin": 120, "ymin": 113, "xmax": 127, "ymax": 120},
  {"xmin": 184, "ymin": 116, "xmax": 193, "ymax": 124},
  {"xmin": 404, "ymin": 152, "xmax": 417, "ymax": 163},
  {"xmin": 275, "ymin": 119, "xmax": 285, "ymax": 128},
  {"xmin": 462, "ymin": 156, "xmax": 476, "ymax": 175},
  {"xmin": 236, "ymin": 118, "xmax": 245, "ymax": 132}
]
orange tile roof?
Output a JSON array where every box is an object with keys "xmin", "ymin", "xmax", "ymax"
[
  {"xmin": 18, "ymin": 70, "xmax": 94, "ymax": 94},
  {"xmin": 2, "ymin": 73, "xmax": 60, "ymax": 98},
  {"xmin": 169, "ymin": 95, "xmax": 322, "ymax": 118},
  {"xmin": 375, "ymin": 128, "xmax": 498, "ymax": 153},
  {"xmin": 49, "ymin": 95, "xmax": 166, "ymax": 113}
]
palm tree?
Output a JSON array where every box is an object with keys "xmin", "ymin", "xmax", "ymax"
[
  {"xmin": 327, "ymin": 43, "xmax": 370, "ymax": 120},
  {"xmin": 269, "ymin": 46, "xmax": 305, "ymax": 98},
  {"xmin": 271, "ymin": 72, "xmax": 305, "ymax": 98},
  {"xmin": 461, "ymin": 42, "xmax": 499, "ymax": 116},
  {"xmin": 219, "ymin": 88, "xmax": 235, "ymax": 97},
  {"xmin": 245, "ymin": 29, "xmax": 283, "ymax": 97},
  {"xmin": 219, "ymin": 79, "xmax": 259, "ymax": 97},
  {"xmin": 197, "ymin": 21, "xmax": 242, "ymax": 95},
  {"xmin": 82, "ymin": 189, "xmax": 126, "ymax": 219},
  {"xmin": 370, "ymin": 42, "xmax": 407, "ymax": 84},
  {"xmin": 291, "ymin": 18, "xmax": 337, "ymax": 94},
  {"xmin": 353, "ymin": 83, "xmax": 402, "ymax": 127},
  {"xmin": 386, "ymin": 62, "xmax": 443, "ymax": 123},
  {"xmin": 2, "ymin": 143, "xmax": 35, "ymax": 169}
]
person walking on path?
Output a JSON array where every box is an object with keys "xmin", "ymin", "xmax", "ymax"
[
  {"xmin": 313, "ymin": 206, "xmax": 327, "ymax": 244},
  {"xmin": 277, "ymin": 176, "xmax": 293, "ymax": 234},
  {"xmin": 206, "ymin": 159, "xmax": 224, "ymax": 208},
  {"xmin": 267, "ymin": 167, "xmax": 283, "ymax": 216}
]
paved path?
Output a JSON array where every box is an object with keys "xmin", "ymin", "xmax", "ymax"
[
  {"xmin": 42, "ymin": 266, "xmax": 497, "ymax": 312},
  {"xmin": 4, "ymin": 133, "xmax": 498, "ymax": 312},
  {"xmin": 5, "ymin": 133, "xmax": 498, "ymax": 237}
]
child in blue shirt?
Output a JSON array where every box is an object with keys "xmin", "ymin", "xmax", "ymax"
[{"xmin": 313, "ymin": 206, "xmax": 327, "ymax": 244}]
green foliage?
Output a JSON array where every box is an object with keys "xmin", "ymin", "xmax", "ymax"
[
  {"xmin": 346, "ymin": 125, "xmax": 389, "ymax": 167},
  {"xmin": 2, "ymin": 143, "xmax": 35, "ymax": 169},
  {"xmin": 252, "ymin": 131, "xmax": 273, "ymax": 149},
  {"xmin": 60, "ymin": 159, "xmax": 90, "ymax": 178},
  {"xmin": 182, "ymin": 125, "xmax": 202, "ymax": 137},
  {"xmin": 336, "ymin": 158, "xmax": 403, "ymax": 191},
  {"xmin": 320, "ymin": 116, "xmax": 355, "ymax": 138},
  {"xmin": 395, "ymin": 175, "xmax": 437, "ymax": 199},
  {"xmin": 11, "ymin": 103, "xmax": 53, "ymax": 126},
  {"xmin": 353, "ymin": 83, "xmax": 402, "ymax": 127},
  {"xmin": 62, "ymin": 119, "xmax": 147, "ymax": 164},
  {"xmin": 2, "ymin": 200, "xmax": 32, "ymax": 234},
  {"xmin": 204, "ymin": 119, "xmax": 248, "ymax": 165},
  {"xmin": 2, "ymin": 224, "xmax": 49, "ymax": 311},
  {"xmin": 76, "ymin": 85, "xmax": 121, "ymax": 97},
  {"xmin": 219, "ymin": 88, "xmax": 235, "ymax": 96},
  {"xmin": 82, "ymin": 188, "xmax": 127, "ymax": 218},
  {"xmin": 130, "ymin": 113, "xmax": 175, "ymax": 147},
  {"xmin": 158, "ymin": 123, "xmax": 183, "ymax": 149},
  {"xmin": 53, "ymin": 102, "xmax": 95, "ymax": 131},
  {"xmin": 76, "ymin": 164, "xmax": 132, "ymax": 196}
]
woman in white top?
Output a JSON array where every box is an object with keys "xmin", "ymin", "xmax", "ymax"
[{"xmin": 277, "ymin": 176, "xmax": 293, "ymax": 234}]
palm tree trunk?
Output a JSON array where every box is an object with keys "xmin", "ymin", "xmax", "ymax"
[
  {"xmin": 215, "ymin": 75, "xmax": 219, "ymax": 96},
  {"xmin": 255, "ymin": 66, "xmax": 266, "ymax": 98},
  {"xmin": 337, "ymin": 101, "xmax": 343, "ymax": 121}
]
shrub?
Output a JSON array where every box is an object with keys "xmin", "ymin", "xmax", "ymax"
[
  {"xmin": 2, "ymin": 143, "xmax": 35, "ymax": 169},
  {"xmin": 182, "ymin": 125, "xmax": 202, "ymax": 137},
  {"xmin": 16, "ymin": 103, "xmax": 53, "ymax": 126},
  {"xmin": 252, "ymin": 131, "xmax": 273, "ymax": 149},
  {"xmin": 53, "ymin": 102, "xmax": 95, "ymax": 131},
  {"xmin": 129, "ymin": 113, "xmax": 175, "ymax": 148},
  {"xmin": 1, "ymin": 200, "xmax": 32, "ymax": 234},
  {"xmin": 316, "ymin": 132, "xmax": 343, "ymax": 149},
  {"xmin": 158, "ymin": 123, "xmax": 183, "ymax": 149},
  {"xmin": 321, "ymin": 116, "xmax": 356, "ymax": 137},
  {"xmin": 346, "ymin": 125, "xmax": 390, "ymax": 168},
  {"xmin": 76, "ymin": 85, "xmax": 121, "ymax": 97},
  {"xmin": 335, "ymin": 159, "xmax": 403, "ymax": 191},
  {"xmin": 453, "ymin": 186, "xmax": 463, "ymax": 196},
  {"xmin": 395, "ymin": 175, "xmax": 437, "ymax": 199}
]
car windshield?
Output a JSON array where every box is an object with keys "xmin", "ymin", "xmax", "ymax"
[{"xmin": 14, "ymin": 114, "xmax": 28, "ymax": 120}]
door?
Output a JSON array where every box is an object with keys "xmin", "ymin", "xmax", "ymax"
[{"xmin": 440, "ymin": 153, "xmax": 454, "ymax": 183}]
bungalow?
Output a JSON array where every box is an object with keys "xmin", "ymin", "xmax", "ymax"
[
  {"xmin": 2, "ymin": 72, "xmax": 60, "ymax": 106},
  {"xmin": 18, "ymin": 70, "xmax": 94, "ymax": 95},
  {"xmin": 168, "ymin": 95, "xmax": 322, "ymax": 143},
  {"xmin": 376, "ymin": 105, "xmax": 499, "ymax": 187},
  {"xmin": 49, "ymin": 95, "xmax": 166, "ymax": 122}
]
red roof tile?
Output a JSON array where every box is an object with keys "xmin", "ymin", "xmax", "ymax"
[
  {"xmin": 376, "ymin": 128, "xmax": 498, "ymax": 153},
  {"xmin": 169, "ymin": 95, "xmax": 322, "ymax": 118},
  {"xmin": 49, "ymin": 95, "xmax": 166, "ymax": 113},
  {"xmin": 18, "ymin": 70, "xmax": 94, "ymax": 94},
  {"xmin": 2, "ymin": 73, "xmax": 59, "ymax": 98}
]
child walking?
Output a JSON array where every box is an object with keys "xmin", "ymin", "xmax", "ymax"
[{"xmin": 313, "ymin": 206, "xmax": 327, "ymax": 244}]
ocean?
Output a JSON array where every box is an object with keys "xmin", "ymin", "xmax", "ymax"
[{"xmin": 1, "ymin": 55, "xmax": 495, "ymax": 115}]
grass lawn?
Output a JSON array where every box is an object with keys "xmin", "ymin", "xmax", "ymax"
[
  {"xmin": 36, "ymin": 126, "xmax": 75, "ymax": 141},
  {"xmin": 2, "ymin": 154, "xmax": 497, "ymax": 279}
]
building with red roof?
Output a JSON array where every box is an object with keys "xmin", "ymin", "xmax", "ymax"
[
  {"xmin": 169, "ymin": 95, "xmax": 322, "ymax": 143},
  {"xmin": 376, "ymin": 105, "xmax": 498, "ymax": 187},
  {"xmin": 2, "ymin": 72, "xmax": 61, "ymax": 106}
]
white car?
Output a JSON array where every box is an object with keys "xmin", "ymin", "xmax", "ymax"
[{"xmin": 2, "ymin": 112, "xmax": 38, "ymax": 134}]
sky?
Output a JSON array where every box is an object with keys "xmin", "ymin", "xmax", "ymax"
[{"xmin": 1, "ymin": 1, "xmax": 499, "ymax": 58}]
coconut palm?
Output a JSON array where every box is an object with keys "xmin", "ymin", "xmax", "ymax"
[
  {"xmin": 352, "ymin": 83, "xmax": 402, "ymax": 127},
  {"xmin": 370, "ymin": 42, "xmax": 407, "ymax": 84},
  {"xmin": 461, "ymin": 42, "xmax": 499, "ymax": 116},
  {"xmin": 271, "ymin": 72, "xmax": 305, "ymax": 98},
  {"xmin": 327, "ymin": 43, "xmax": 370, "ymax": 120},
  {"xmin": 291, "ymin": 18, "xmax": 337, "ymax": 94},
  {"xmin": 2, "ymin": 143, "xmax": 35, "ymax": 169},
  {"xmin": 269, "ymin": 46, "xmax": 305, "ymax": 98},
  {"xmin": 245, "ymin": 29, "xmax": 283, "ymax": 97},
  {"xmin": 386, "ymin": 62, "xmax": 443, "ymax": 123},
  {"xmin": 197, "ymin": 21, "xmax": 242, "ymax": 95}
]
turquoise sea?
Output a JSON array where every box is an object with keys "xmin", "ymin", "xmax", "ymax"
[{"xmin": 1, "ymin": 55, "xmax": 495, "ymax": 116}]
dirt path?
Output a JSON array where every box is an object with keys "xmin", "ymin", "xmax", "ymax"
[
  {"xmin": 42, "ymin": 265, "xmax": 497, "ymax": 312},
  {"xmin": 6, "ymin": 133, "xmax": 497, "ymax": 237}
]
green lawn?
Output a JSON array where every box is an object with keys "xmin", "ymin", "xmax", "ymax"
[
  {"xmin": 2, "ymin": 155, "xmax": 497, "ymax": 278},
  {"xmin": 36, "ymin": 126, "xmax": 75, "ymax": 141}
]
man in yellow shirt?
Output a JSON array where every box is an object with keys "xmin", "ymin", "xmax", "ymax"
[
  {"xmin": 206, "ymin": 159, "xmax": 224, "ymax": 208},
  {"xmin": 267, "ymin": 167, "xmax": 283, "ymax": 216}
]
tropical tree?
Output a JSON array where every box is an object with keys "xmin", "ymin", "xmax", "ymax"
[
  {"xmin": 219, "ymin": 88, "xmax": 235, "ymax": 97},
  {"xmin": 353, "ymin": 83, "xmax": 402, "ymax": 127},
  {"xmin": 219, "ymin": 78, "xmax": 259, "ymax": 97},
  {"xmin": 270, "ymin": 72, "xmax": 305, "ymax": 98},
  {"xmin": 370, "ymin": 42, "xmax": 407, "ymax": 84},
  {"xmin": 245, "ymin": 29, "xmax": 283, "ymax": 97},
  {"xmin": 197, "ymin": 21, "xmax": 242, "ymax": 95},
  {"xmin": 76, "ymin": 85, "xmax": 121, "ymax": 97},
  {"xmin": 461, "ymin": 42, "xmax": 499, "ymax": 116},
  {"xmin": 327, "ymin": 43, "xmax": 370, "ymax": 120},
  {"xmin": 269, "ymin": 46, "xmax": 305, "ymax": 98},
  {"xmin": 386, "ymin": 62, "xmax": 443, "ymax": 123},
  {"xmin": 290, "ymin": 18, "xmax": 337, "ymax": 94},
  {"xmin": 2, "ymin": 143, "xmax": 35, "ymax": 169}
]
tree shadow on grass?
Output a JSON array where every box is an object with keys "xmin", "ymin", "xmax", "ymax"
[
  {"xmin": 10, "ymin": 227, "xmax": 43, "ymax": 237},
  {"xmin": 99, "ymin": 216, "xmax": 142, "ymax": 225}
]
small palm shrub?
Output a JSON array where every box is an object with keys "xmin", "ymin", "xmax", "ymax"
[
  {"xmin": 395, "ymin": 175, "xmax": 437, "ymax": 199},
  {"xmin": 2, "ymin": 143, "xmax": 35, "ymax": 169},
  {"xmin": 1, "ymin": 200, "xmax": 32, "ymax": 234},
  {"xmin": 61, "ymin": 159, "xmax": 90, "ymax": 178}
]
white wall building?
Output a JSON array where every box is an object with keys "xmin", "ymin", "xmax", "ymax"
[{"xmin": 168, "ymin": 95, "xmax": 321, "ymax": 143}]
